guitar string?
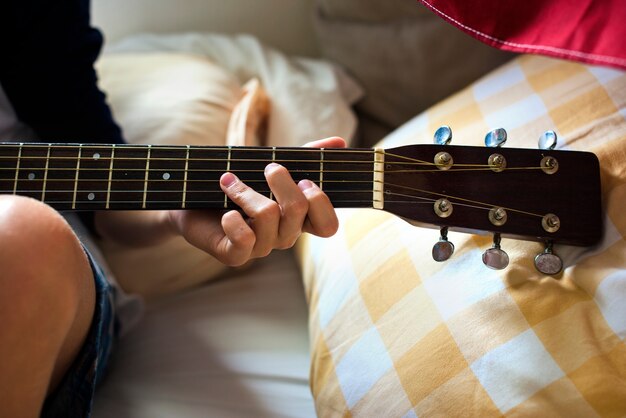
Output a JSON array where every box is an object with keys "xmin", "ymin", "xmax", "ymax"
[
  {"xmin": 0, "ymin": 164, "xmax": 547, "ymax": 173},
  {"xmin": 0, "ymin": 144, "xmax": 376, "ymax": 152},
  {"xmin": 7, "ymin": 191, "xmax": 524, "ymax": 219},
  {"xmin": 2, "ymin": 177, "xmax": 545, "ymax": 218},
  {"xmin": 0, "ymin": 144, "xmax": 549, "ymax": 168},
  {"xmin": 0, "ymin": 143, "xmax": 478, "ymax": 167},
  {"xmin": 0, "ymin": 155, "xmax": 493, "ymax": 169}
]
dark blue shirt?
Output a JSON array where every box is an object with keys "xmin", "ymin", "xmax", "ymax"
[{"xmin": 0, "ymin": 0, "xmax": 125, "ymax": 144}]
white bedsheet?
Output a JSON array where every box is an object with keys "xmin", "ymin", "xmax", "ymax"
[{"xmin": 93, "ymin": 250, "xmax": 316, "ymax": 418}]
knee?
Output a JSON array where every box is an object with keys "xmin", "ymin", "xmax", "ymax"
[{"xmin": 0, "ymin": 195, "xmax": 93, "ymax": 318}]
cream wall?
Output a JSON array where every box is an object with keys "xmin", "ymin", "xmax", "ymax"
[{"xmin": 92, "ymin": 0, "xmax": 321, "ymax": 57}]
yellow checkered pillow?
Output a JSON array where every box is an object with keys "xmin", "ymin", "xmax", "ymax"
[{"xmin": 296, "ymin": 55, "xmax": 626, "ymax": 417}]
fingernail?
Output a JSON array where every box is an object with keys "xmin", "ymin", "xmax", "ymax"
[
  {"xmin": 265, "ymin": 163, "xmax": 282, "ymax": 174},
  {"xmin": 221, "ymin": 172, "xmax": 238, "ymax": 188},
  {"xmin": 298, "ymin": 179, "xmax": 316, "ymax": 191}
]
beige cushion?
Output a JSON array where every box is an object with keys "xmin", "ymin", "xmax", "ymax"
[
  {"xmin": 296, "ymin": 55, "xmax": 626, "ymax": 416},
  {"xmin": 95, "ymin": 52, "xmax": 269, "ymax": 298}
]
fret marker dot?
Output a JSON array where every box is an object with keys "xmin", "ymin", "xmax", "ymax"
[
  {"xmin": 88, "ymin": 193, "xmax": 95, "ymax": 201},
  {"xmin": 28, "ymin": 173, "xmax": 36, "ymax": 180},
  {"xmin": 93, "ymin": 153, "xmax": 100, "ymax": 160},
  {"xmin": 162, "ymin": 172, "xmax": 171, "ymax": 180}
]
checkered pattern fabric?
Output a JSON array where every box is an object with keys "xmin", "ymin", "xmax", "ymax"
[{"xmin": 296, "ymin": 55, "xmax": 626, "ymax": 417}]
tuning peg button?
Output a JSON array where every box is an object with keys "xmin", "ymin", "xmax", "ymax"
[
  {"xmin": 432, "ymin": 227, "xmax": 454, "ymax": 262},
  {"xmin": 434, "ymin": 126, "xmax": 453, "ymax": 145},
  {"xmin": 485, "ymin": 128, "xmax": 507, "ymax": 148},
  {"xmin": 534, "ymin": 241, "xmax": 563, "ymax": 275},
  {"xmin": 482, "ymin": 233, "xmax": 509, "ymax": 270},
  {"xmin": 539, "ymin": 130, "xmax": 558, "ymax": 150}
]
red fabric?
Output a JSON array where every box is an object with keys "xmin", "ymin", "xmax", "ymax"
[{"xmin": 418, "ymin": 0, "xmax": 626, "ymax": 70}]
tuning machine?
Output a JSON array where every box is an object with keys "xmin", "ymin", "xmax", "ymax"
[
  {"xmin": 432, "ymin": 226, "xmax": 454, "ymax": 262},
  {"xmin": 534, "ymin": 241, "xmax": 563, "ymax": 275},
  {"xmin": 482, "ymin": 233, "xmax": 509, "ymax": 270},
  {"xmin": 485, "ymin": 128, "xmax": 507, "ymax": 148},
  {"xmin": 539, "ymin": 130, "xmax": 558, "ymax": 150},
  {"xmin": 433, "ymin": 126, "xmax": 453, "ymax": 145}
]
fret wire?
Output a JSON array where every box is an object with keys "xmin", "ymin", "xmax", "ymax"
[
  {"xmin": 320, "ymin": 148, "xmax": 324, "ymax": 191},
  {"xmin": 12, "ymin": 143, "xmax": 23, "ymax": 194},
  {"xmin": 72, "ymin": 145, "xmax": 82, "ymax": 209},
  {"xmin": 182, "ymin": 145, "xmax": 190, "ymax": 209},
  {"xmin": 142, "ymin": 145, "xmax": 151, "ymax": 209},
  {"xmin": 41, "ymin": 145, "xmax": 51, "ymax": 202},
  {"xmin": 269, "ymin": 146, "xmax": 276, "ymax": 201},
  {"xmin": 106, "ymin": 144, "xmax": 115, "ymax": 209},
  {"xmin": 224, "ymin": 146, "xmax": 231, "ymax": 208}
]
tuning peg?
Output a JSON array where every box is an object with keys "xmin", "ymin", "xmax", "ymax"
[
  {"xmin": 534, "ymin": 241, "xmax": 563, "ymax": 275},
  {"xmin": 482, "ymin": 233, "xmax": 509, "ymax": 270},
  {"xmin": 433, "ymin": 126, "xmax": 453, "ymax": 145},
  {"xmin": 485, "ymin": 128, "xmax": 507, "ymax": 148},
  {"xmin": 538, "ymin": 130, "xmax": 558, "ymax": 150},
  {"xmin": 432, "ymin": 226, "xmax": 455, "ymax": 262}
]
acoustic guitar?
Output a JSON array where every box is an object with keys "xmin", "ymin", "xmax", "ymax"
[{"xmin": 0, "ymin": 128, "xmax": 602, "ymax": 275}]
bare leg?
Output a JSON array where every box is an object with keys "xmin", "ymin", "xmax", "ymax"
[{"xmin": 0, "ymin": 196, "xmax": 96, "ymax": 418}]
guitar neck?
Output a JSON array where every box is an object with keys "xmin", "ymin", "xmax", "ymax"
[{"xmin": 0, "ymin": 143, "xmax": 379, "ymax": 211}]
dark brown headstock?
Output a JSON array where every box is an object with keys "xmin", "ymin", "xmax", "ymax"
[{"xmin": 382, "ymin": 143, "xmax": 602, "ymax": 247}]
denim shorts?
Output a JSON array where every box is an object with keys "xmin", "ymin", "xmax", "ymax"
[{"xmin": 41, "ymin": 248, "xmax": 117, "ymax": 418}]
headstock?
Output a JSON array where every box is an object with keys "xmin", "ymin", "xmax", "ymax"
[{"xmin": 382, "ymin": 127, "xmax": 603, "ymax": 275}]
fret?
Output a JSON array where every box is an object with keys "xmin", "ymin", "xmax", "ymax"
[
  {"xmin": 186, "ymin": 146, "xmax": 228, "ymax": 210},
  {"xmin": 105, "ymin": 144, "xmax": 115, "ymax": 209},
  {"xmin": 43, "ymin": 145, "xmax": 82, "ymax": 209},
  {"xmin": 72, "ymin": 145, "xmax": 112, "ymax": 210},
  {"xmin": 72, "ymin": 145, "xmax": 82, "ymax": 209},
  {"xmin": 323, "ymin": 149, "xmax": 374, "ymax": 208},
  {"xmin": 14, "ymin": 144, "xmax": 49, "ymax": 201},
  {"xmin": 108, "ymin": 145, "xmax": 148, "ymax": 210},
  {"xmin": 0, "ymin": 144, "xmax": 21, "ymax": 197},
  {"xmin": 275, "ymin": 147, "xmax": 319, "ymax": 185},
  {"xmin": 231, "ymin": 147, "xmax": 273, "ymax": 202},
  {"xmin": 41, "ymin": 145, "xmax": 51, "ymax": 202},
  {"xmin": 145, "ymin": 145, "xmax": 187, "ymax": 209},
  {"xmin": 182, "ymin": 145, "xmax": 190, "ymax": 209}
]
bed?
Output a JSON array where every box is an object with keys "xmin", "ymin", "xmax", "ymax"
[{"xmin": 89, "ymin": 1, "xmax": 626, "ymax": 417}]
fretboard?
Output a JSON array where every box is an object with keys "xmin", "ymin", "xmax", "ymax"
[{"xmin": 0, "ymin": 143, "xmax": 378, "ymax": 211}]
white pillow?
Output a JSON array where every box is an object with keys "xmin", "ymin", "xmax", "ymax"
[{"xmin": 95, "ymin": 52, "xmax": 269, "ymax": 298}]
